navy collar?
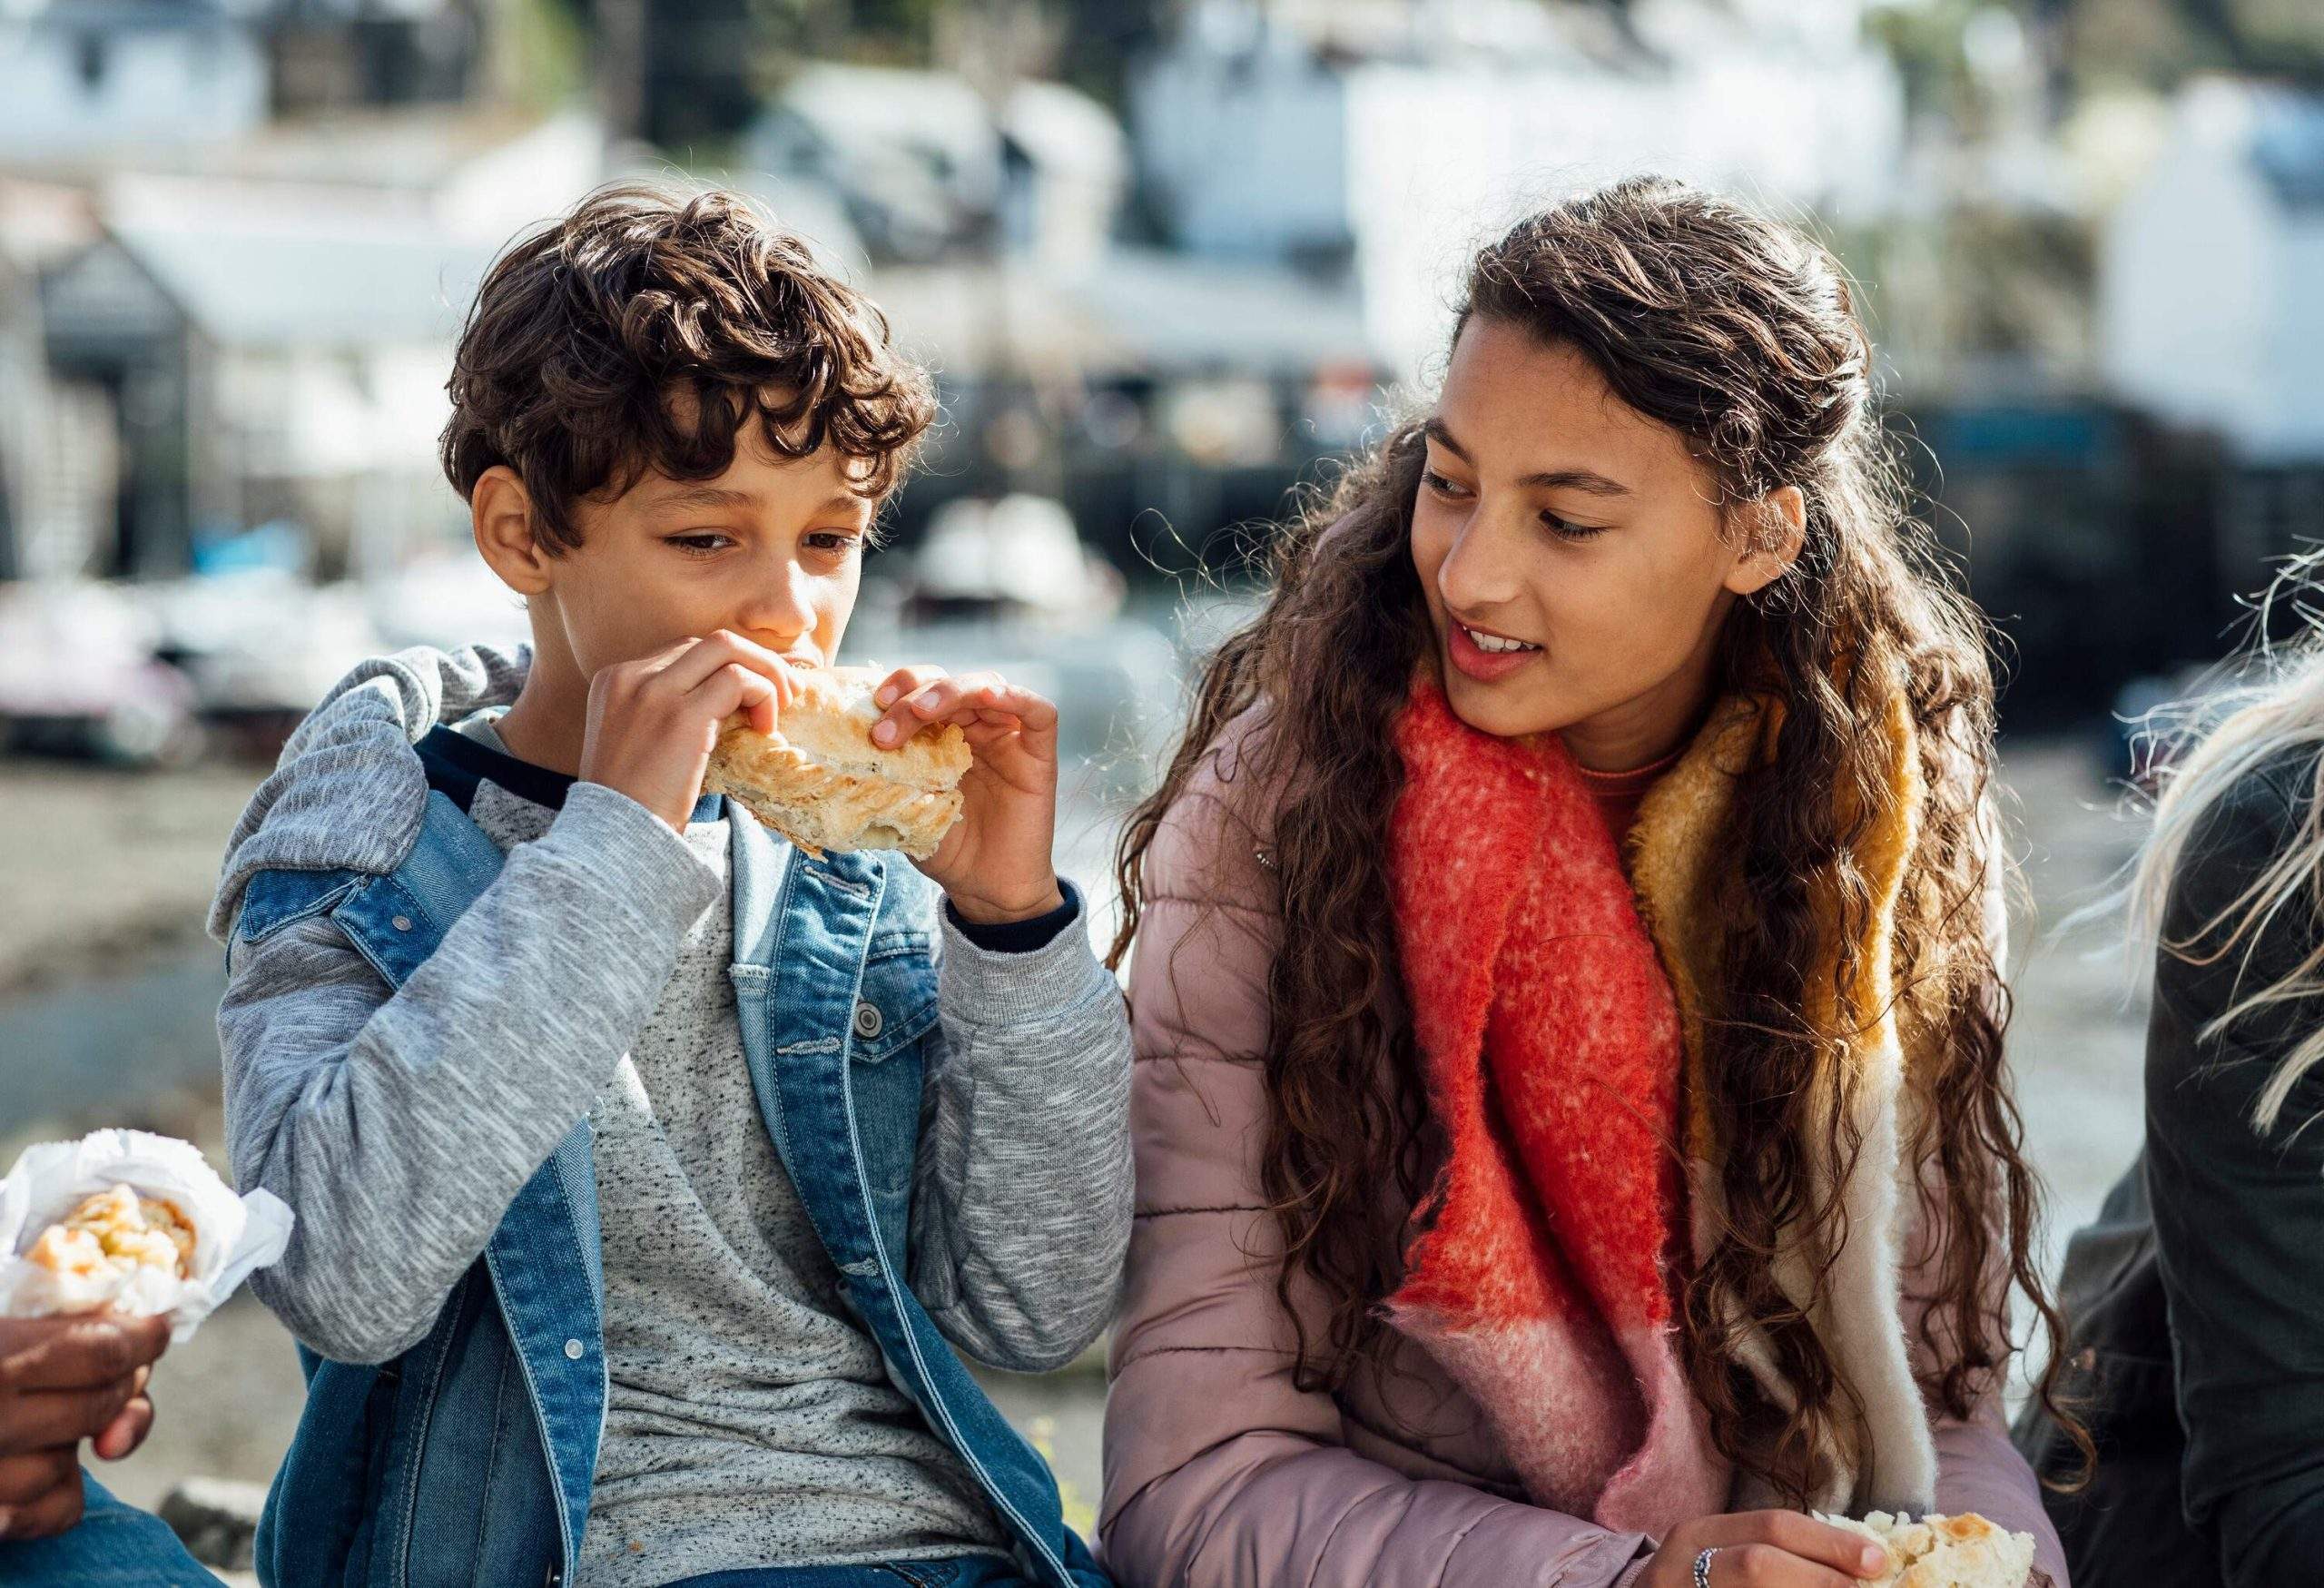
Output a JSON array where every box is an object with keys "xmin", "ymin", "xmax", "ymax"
[{"xmin": 416, "ymin": 725, "xmax": 724, "ymax": 824}]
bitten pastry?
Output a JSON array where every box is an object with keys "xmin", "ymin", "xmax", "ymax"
[
  {"xmin": 704, "ymin": 665, "xmax": 970, "ymax": 860},
  {"xmin": 25, "ymin": 1184, "xmax": 197, "ymax": 1286},
  {"xmin": 1814, "ymin": 1510, "xmax": 2038, "ymax": 1588}
]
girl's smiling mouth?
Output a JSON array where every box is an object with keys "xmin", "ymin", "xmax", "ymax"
[{"xmin": 1447, "ymin": 618, "xmax": 1543, "ymax": 680}]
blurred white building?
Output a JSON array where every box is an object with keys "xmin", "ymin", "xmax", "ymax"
[
  {"xmin": 743, "ymin": 63, "xmax": 1128, "ymax": 271},
  {"xmin": 0, "ymin": 179, "xmax": 112, "ymax": 582},
  {"xmin": 1131, "ymin": 0, "xmax": 1908, "ymax": 374},
  {"xmin": 35, "ymin": 176, "xmax": 493, "ymax": 576},
  {"xmin": 0, "ymin": 0, "xmax": 270, "ymax": 163},
  {"xmin": 2100, "ymin": 79, "xmax": 2324, "ymax": 461},
  {"xmin": 8, "ymin": 114, "xmax": 606, "ymax": 580}
]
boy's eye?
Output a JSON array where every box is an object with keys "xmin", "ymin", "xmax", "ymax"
[
  {"xmin": 805, "ymin": 530, "xmax": 864, "ymax": 554},
  {"xmin": 665, "ymin": 533, "xmax": 734, "ymax": 555}
]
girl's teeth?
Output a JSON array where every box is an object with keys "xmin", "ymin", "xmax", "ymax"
[{"xmin": 1464, "ymin": 626, "xmax": 1539, "ymax": 655}]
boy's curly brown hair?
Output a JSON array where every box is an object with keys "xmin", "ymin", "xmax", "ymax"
[{"xmin": 441, "ymin": 184, "xmax": 936, "ymax": 553}]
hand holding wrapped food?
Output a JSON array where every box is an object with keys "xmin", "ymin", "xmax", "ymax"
[{"xmin": 0, "ymin": 1130, "xmax": 292, "ymax": 1341}]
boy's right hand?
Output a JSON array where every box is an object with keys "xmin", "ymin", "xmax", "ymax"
[
  {"xmin": 580, "ymin": 631, "xmax": 803, "ymax": 833},
  {"xmin": 0, "ymin": 1312, "xmax": 170, "ymax": 1541}
]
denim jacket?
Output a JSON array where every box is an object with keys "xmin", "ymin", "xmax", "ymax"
[{"xmin": 231, "ymin": 716, "xmax": 1110, "ymax": 1588}]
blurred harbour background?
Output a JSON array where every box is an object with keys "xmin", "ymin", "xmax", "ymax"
[{"xmin": 5, "ymin": 0, "xmax": 2324, "ymax": 1554}]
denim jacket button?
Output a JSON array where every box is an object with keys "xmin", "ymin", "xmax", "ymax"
[
  {"xmin": 390, "ymin": 914, "xmax": 413, "ymax": 932},
  {"xmin": 563, "ymin": 1338, "xmax": 585, "ymax": 1360},
  {"xmin": 852, "ymin": 1001, "xmax": 883, "ymax": 1040}
]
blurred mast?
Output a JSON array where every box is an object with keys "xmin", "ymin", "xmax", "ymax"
[
  {"xmin": 597, "ymin": 0, "xmax": 648, "ymax": 150},
  {"xmin": 949, "ymin": 0, "xmax": 1064, "ymax": 498}
]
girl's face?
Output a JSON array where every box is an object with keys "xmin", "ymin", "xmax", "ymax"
[{"xmin": 1409, "ymin": 316, "xmax": 1797, "ymax": 769}]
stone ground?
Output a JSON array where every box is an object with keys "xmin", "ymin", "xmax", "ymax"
[{"xmin": 0, "ymin": 732, "xmax": 2153, "ymax": 1552}]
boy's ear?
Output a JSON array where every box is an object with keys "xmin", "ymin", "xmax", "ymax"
[{"xmin": 471, "ymin": 467, "xmax": 554, "ymax": 596}]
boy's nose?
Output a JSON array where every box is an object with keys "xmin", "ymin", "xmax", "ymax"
[{"xmin": 734, "ymin": 566, "xmax": 817, "ymax": 653}]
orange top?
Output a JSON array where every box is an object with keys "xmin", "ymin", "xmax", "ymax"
[{"xmin": 1574, "ymin": 748, "xmax": 1683, "ymax": 853}]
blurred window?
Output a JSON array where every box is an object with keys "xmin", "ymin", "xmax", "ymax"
[{"xmin": 74, "ymin": 34, "xmax": 108, "ymax": 93}]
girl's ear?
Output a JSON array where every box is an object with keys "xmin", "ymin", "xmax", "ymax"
[
  {"xmin": 471, "ymin": 467, "xmax": 554, "ymax": 597},
  {"xmin": 1726, "ymin": 485, "xmax": 1806, "ymax": 597}
]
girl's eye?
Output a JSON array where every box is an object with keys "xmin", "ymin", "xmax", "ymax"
[
  {"xmin": 666, "ymin": 533, "xmax": 733, "ymax": 556},
  {"xmin": 1541, "ymin": 511, "xmax": 1609, "ymax": 543},
  {"xmin": 1421, "ymin": 469, "xmax": 1471, "ymax": 498}
]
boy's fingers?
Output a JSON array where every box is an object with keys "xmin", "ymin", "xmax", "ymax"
[
  {"xmin": 873, "ymin": 666, "xmax": 946, "ymax": 709},
  {"xmin": 970, "ymin": 683, "xmax": 1058, "ymax": 734},
  {"xmin": 874, "ymin": 673, "xmax": 1040, "ymax": 746},
  {"xmin": 694, "ymin": 663, "xmax": 781, "ymax": 735},
  {"xmin": 649, "ymin": 630, "xmax": 798, "ymax": 700},
  {"xmin": 872, "ymin": 683, "xmax": 945, "ymax": 747},
  {"xmin": 872, "ymin": 669, "xmax": 951, "ymax": 746}
]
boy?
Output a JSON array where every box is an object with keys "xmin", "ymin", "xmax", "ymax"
[{"xmin": 206, "ymin": 186, "xmax": 1130, "ymax": 1588}]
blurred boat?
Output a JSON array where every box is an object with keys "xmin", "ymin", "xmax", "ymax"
[
  {"xmin": 139, "ymin": 570, "xmax": 384, "ymax": 748},
  {"xmin": 0, "ymin": 581, "xmax": 199, "ymax": 765},
  {"xmin": 853, "ymin": 496, "xmax": 1179, "ymax": 783}
]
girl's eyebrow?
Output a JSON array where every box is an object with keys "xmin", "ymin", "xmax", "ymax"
[{"xmin": 1423, "ymin": 418, "xmax": 1632, "ymax": 498}]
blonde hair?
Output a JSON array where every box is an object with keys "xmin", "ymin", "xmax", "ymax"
[{"xmin": 2132, "ymin": 563, "xmax": 2324, "ymax": 1136}]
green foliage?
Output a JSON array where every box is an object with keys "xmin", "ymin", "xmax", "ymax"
[{"xmin": 501, "ymin": 0, "xmax": 590, "ymax": 113}]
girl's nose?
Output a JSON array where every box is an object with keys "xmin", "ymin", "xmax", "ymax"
[{"xmin": 1434, "ymin": 508, "xmax": 1527, "ymax": 614}]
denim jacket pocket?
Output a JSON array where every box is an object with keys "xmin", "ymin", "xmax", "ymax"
[{"xmin": 850, "ymin": 931, "xmax": 940, "ymax": 1065}]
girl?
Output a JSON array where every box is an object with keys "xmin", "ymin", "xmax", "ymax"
[
  {"xmin": 2023, "ymin": 617, "xmax": 2324, "ymax": 1585},
  {"xmin": 1099, "ymin": 177, "xmax": 2070, "ymax": 1588}
]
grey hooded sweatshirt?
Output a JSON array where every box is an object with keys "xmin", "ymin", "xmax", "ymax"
[{"xmin": 208, "ymin": 644, "xmax": 1134, "ymax": 1585}]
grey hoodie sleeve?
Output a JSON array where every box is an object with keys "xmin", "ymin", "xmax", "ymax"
[
  {"xmin": 222, "ymin": 782, "xmax": 720, "ymax": 1364},
  {"xmin": 910, "ymin": 901, "xmax": 1135, "ymax": 1373}
]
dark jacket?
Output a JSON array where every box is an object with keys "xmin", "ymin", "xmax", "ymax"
[{"xmin": 2018, "ymin": 749, "xmax": 2324, "ymax": 1586}]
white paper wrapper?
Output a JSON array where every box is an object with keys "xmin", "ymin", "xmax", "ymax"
[{"xmin": 0, "ymin": 1129, "xmax": 293, "ymax": 1342}]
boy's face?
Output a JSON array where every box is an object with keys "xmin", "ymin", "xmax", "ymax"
[{"xmin": 478, "ymin": 427, "xmax": 877, "ymax": 686}]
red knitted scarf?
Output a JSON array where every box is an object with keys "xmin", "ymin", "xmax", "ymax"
[{"xmin": 1384, "ymin": 676, "xmax": 1729, "ymax": 1534}]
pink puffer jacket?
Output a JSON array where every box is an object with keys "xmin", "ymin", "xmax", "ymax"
[{"xmin": 1098, "ymin": 722, "xmax": 2067, "ymax": 1588}]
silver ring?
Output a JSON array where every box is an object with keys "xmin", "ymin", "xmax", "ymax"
[{"xmin": 1693, "ymin": 1546, "xmax": 1719, "ymax": 1588}]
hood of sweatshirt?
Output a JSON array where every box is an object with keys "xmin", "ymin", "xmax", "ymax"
[{"xmin": 207, "ymin": 643, "xmax": 532, "ymax": 942}]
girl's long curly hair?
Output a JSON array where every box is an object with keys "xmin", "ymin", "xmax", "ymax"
[{"xmin": 1108, "ymin": 176, "xmax": 2085, "ymax": 1501}]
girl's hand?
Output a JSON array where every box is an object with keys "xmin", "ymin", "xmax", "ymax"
[
  {"xmin": 1636, "ymin": 1512, "xmax": 1891, "ymax": 1588},
  {"xmin": 869, "ymin": 666, "xmax": 1064, "ymax": 925}
]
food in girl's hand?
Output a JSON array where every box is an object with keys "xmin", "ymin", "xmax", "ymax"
[
  {"xmin": 25, "ymin": 1184, "xmax": 196, "ymax": 1286},
  {"xmin": 705, "ymin": 664, "xmax": 970, "ymax": 859},
  {"xmin": 1814, "ymin": 1510, "xmax": 2037, "ymax": 1588}
]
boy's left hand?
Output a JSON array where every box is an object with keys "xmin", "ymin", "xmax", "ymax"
[{"xmin": 870, "ymin": 666, "xmax": 1065, "ymax": 926}]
